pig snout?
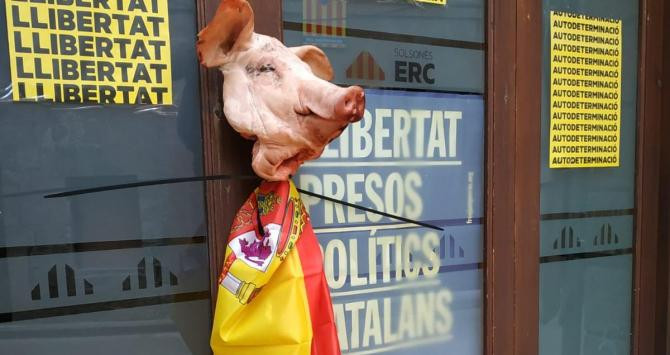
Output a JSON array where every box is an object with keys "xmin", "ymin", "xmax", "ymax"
[
  {"xmin": 334, "ymin": 86, "xmax": 365, "ymax": 122},
  {"xmin": 299, "ymin": 82, "xmax": 365, "ymax": 122}
]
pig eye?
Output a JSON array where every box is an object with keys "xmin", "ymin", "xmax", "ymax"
[{"xmin": 259, "ymin": 64, "xmax": 275, "ymax": 73}]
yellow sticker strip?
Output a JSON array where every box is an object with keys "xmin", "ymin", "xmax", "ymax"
[{"xmin": 416, "ymin": 0, "xmax": 447, "ymax": 5}]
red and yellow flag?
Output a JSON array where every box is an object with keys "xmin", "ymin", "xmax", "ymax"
[{"xmin": 211, "ymin": 180, "xmax": 340, "ymax": 355}]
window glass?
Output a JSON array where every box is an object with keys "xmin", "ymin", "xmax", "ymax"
[
  {"xmin": 538, "ymin": 0, "xmax": 639, "ymax": 354},
  {"xmin": 283, "ymin": 0, "xmax": 484, "ymax": 94},
  {"xmin": 283, "ymin": 1, "xmax": 485, "ymax": 353},
  {"xmin": 0, "ymin": 1, "xmax": 210, "ymax": 354}
]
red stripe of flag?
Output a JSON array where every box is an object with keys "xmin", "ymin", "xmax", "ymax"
[{"xmin": 296, "ymin": 221, "xmax": 341, "ymax": 355}]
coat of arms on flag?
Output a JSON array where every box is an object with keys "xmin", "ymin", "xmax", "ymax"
[
  {"xmin": 211, "ymin": 181, "xmax": 341, "ymax": 354},
  {"xmin": 302, "ymin": 0, "xmax": 347, "ymax": 47}
]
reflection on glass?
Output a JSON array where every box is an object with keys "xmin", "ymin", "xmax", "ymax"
[
  {"xmin": 539, "ymin": 0, "xmax": 639, "ymax": 354},
  {"xmin": 284, "ymin": 1, "xmax": 485, "ymax": 353},
  {"xmin": 0, "ymin": 1, "xmax": 210, "ymax": 354},
  {"xmin": 284, "ymin": 0, "xmax": 485, "ymax": 93}
]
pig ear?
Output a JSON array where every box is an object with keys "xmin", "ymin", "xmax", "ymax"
[
  {"xmin": 196, "ymin": 0, "xmax": 254, "ymax": 68},
  {"xmin": 291, "ymin": 45, "xmax": 334, "ymax": 81}
]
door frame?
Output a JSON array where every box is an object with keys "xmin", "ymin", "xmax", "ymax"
[
  {"xmin": 485, "ymin": 0, "xmax": 541, "ymax": 353},
  {"xmin": 196, "ymin": 0, "xmax": 279, "ymax": 311},
  {"xmin": 633, "ymin": 0, "xmax": 666, "ymax": 353}
]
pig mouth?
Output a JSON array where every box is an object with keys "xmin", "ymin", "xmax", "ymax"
[
  {"xmin": 294, "ymin": 89, "xmax": 365, "ymax": 124},
  {"xmin": 293, "ymin": 110, "xmax": 350, "ymax": 146},
  {"xmin": 293, "ymin": 102, "xmax": 316, "ymax": 118}
]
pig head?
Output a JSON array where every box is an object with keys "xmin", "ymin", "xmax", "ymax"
[{"xmin": 197, "ymin": 0, "xmax": 365, "ymax": 181}]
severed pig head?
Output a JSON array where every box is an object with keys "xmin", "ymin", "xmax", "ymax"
[{"xmin": 197, "ymin": 0, "xmax": 365, "ymax": 181}]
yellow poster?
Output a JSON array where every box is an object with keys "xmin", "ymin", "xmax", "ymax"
[
  {"xmin": 4, "ymin": 0, "xmax": 172, "ymax": 105},
  {"xmin": 549, "ymin": 11, "xmax": 622, "ymax": 168},
  {"xmin": 416, "ymin": 0, "xmax": 447, "ymax": 5}
]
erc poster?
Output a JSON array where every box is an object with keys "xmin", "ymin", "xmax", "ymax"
[
  {"xmin": 296, "ymin": 89, "xmax": 484, "ymax": 354},
  {"xmin": 4, "ymin": 0, "xmax": 172, "ymax": 105},
  {"xmin": 549, "ymin": 11, "xmax": 622, "ymax": 168}
]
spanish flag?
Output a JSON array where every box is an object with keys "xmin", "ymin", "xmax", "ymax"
[{"xmin": 211, "ymin": 180, "xmax": 340, "ymax": 355}]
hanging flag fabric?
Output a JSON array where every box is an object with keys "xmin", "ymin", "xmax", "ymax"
[{"xmin": 211, "ymin": 180, "xmax": 340, "ymax": 355}]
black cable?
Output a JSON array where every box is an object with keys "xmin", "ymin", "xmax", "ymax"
[
  {"xmin": 297, "ymin": 188, "xmax": 442, "ymax": 231},
  {"xmin": 43, "ymin": 175, "xmax": 443, "ymax": 231},
  {"xmin": 255, "ymin": 193, "xmax": 267, "ymax": 237},
  {"xmin": 43, "ymin": 175, "xmax": 258, "ymax": 198}
]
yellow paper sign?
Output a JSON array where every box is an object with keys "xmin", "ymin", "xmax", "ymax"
[
  {"xmin": 4, "ymin": 0, "xmax": 173, "ymax": 105},
  {"xmin": 549, "ymin": 11, "xmax": 622, "ymax": 168},
  {"xmin": 416, "ymin": 0, "xmax": 447, "ymax": 5}
]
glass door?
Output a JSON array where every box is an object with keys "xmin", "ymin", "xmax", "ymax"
[
  {"xmin": 0, "ymin": 1, "xmax": 211, "ymax": 354},
  {"xmin": 282, "ymin": 1, "xmax": 485, "ymax": 353},
  {"xmin": 538, "ymin": 0, "xmax": 639, "ymax": 354}
]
